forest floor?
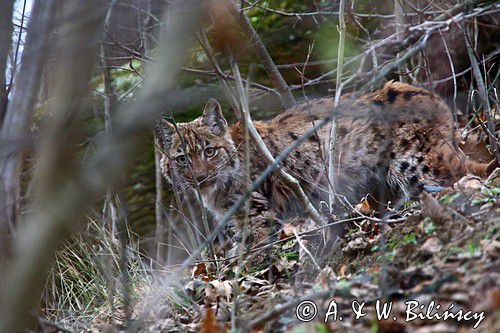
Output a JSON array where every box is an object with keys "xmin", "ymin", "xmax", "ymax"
[
  {"xmin": 43, "ymin": 169, "xmax": 500, "ymax": 333},
  {"xmin": 137, "ymin": 169, "xmax": 500, "ymax": 332}
]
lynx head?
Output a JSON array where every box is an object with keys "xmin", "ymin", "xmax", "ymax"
[{"xmin": 155, "ymin": 98, "xmax": 240, "ymax": 194}]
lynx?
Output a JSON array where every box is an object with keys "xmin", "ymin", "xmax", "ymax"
[{"xmin": 155, "ymin": 82, "xmax": 493, "ymax": 253}]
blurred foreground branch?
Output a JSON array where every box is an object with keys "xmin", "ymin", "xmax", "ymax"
[
  {"xmin": 0, "ymin": 0, "xmax": 14, "ymax": 124},
  {"xmin": 0, "ymin": 0, "xmax": 15, "ymax": 261},
  {"xmin": 0, "ymin": 1, "xmax": 107, "ymax": 330},
  {"xmin": 0, "ymin": 1, "xmax": 203, "ymax": 330},
  {"xmin": 0, "ymin": 0, "xmax": 56, "ymax": 258}
]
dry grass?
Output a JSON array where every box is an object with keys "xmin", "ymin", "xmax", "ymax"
[{"xmin": 41, "ymin": 219, "xmax": 152, "ymax": 331}]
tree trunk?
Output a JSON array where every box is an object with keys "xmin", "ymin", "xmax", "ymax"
[
  {"xmin": 0, "ymin": 0, "xmax": 14, "ymax": 125},
  {"xmin": 0, "ymin": 0, "xmax": 55, "ymax": 262}
]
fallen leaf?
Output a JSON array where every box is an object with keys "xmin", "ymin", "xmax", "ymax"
[
  {"xmin": 458, "ymin": 132, "xmax": 494, "ymax": 162},
  {"xmin": 200, "ymin": 307, "xmax": 225, "ymax": 333},
  {"xmin": 421, "ymin": 237, "xmax": 443, "ymax": 253},
  {"xmin": 205, "ymin": 280, "xmax": 233, "ymax": 304},
  {"xmin": 355, "ymin": 198, "xmax": 371, "ymax": 213},
  {"xmin": 455, "ymin": 175, "xmax": 483, "ymax": 190},
  {"xmin": 240, "ymin": 276, "xmax": 269, "ymax": 295},
  {"xmin": 421, "ymin": 193, "xmax": 452, "ymax": 225},
  {"xmin": 275, "ymin": 257, "xmax": 297, "ymax": 272},
  {"xmin": 281, "ymin": 223, "xmax": 298, "ymax": 238},
  {"xmin": 489, "ymin": 287, "xmax": 500, "ymax": 310},
  {"xmin": 339, "ymin": 264, "xmax": 347, "ymax": 278},
  {"xmin": 366, "ymin": 265, "xmax": 380, "ymax": 274},
  {"xmin": 192, "ymin": 262, "xmax": 210, "ymax": 281}
]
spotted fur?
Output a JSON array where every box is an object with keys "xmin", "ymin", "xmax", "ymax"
[{"xmin": 156, "ymin": 82, "xmax": 492, "ymax": 254}]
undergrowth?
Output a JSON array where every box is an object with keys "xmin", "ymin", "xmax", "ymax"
[{"xmin": 41, "ymin": 219, "xmax": 152, "ymax": 331}]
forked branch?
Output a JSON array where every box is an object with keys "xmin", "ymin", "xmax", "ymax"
[
  {"xmin": 226, "ymin": 49, "xmax": 326, "ymax": 227},
  {"xmin": 224, "ymin": 0, "xmax": 296, "ymax": 109}
]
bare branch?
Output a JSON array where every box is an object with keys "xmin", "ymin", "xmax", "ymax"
[
  {"xmin": 463, "ymin": 18, "xmax": 499, "ymax": 162},
  {"xmin": 224, "ymin": 0, "xmax": 296, "ymax": 109},
  {"xmin": 0, "ymin": 0, "xmax": 56, "ymax": 257},
  {"xmin": 0, "ymin": 1, "xmax": 107, "ymax": 329},
  {"xmin": 0, "ymin": 0, "xmax": 14, "ymax": 124},
  {"xmin": 6, "ymin": 0, "xmax": 28, "ymax": 97},
  {"xmin": 0, "ymin": 1, "xmax": 203, "ymax": 330},
  {"xmin": 241, "ymin": 0, "xmax": 440, "ymax": 18},
  {"xmin": 328, "ymin": 0, "xmax": 346, "ymax": 213},
  {"xmin": 196, "ymin": 31, "xmax": 243, "ymax": 117},
  {"xmin": 395, "ymin": 0, "xmax": 408, "ymax": 83},
  {"xmin": 227, "ymin": 49, "xmax": 326, "ymax": 227},
  {"xmin": 0, "ymin": 0, "xmax": 14, "ymax": 262}
]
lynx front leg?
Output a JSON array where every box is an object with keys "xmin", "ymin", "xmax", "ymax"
[{"xmin": 227, "ymin": 192, "xmax": 282, "ymax": 264}]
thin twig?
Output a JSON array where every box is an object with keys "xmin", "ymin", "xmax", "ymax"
[
  {"xmin": 224, "ymin": 0, "xmax": 296, "ymax": 108},
  {"xmin": 38, "ymin": 318, "xmax": 75, "ymax": 333},
  {"xmin": 6, "ymin": 0, "xmax": 27, "ymax": 96},
  {"xmin": 463, "ymin": 17, "xmax": 499, "ymax": 162},
  {"xmin": 227, "ymin": 48, "xmax": 326, "ymax": 227},
  {"xmin": 196, "ymin": 31, "xmax": 243, "ymax": 117},
  {"xmin": 241, "ymin": 0, "xmax": 447, "ymax": 18},
  {"xmin": 328, "ymin": 0, "xmax": 346, "ymax": 214},
  {"xmin": 293, "ymin": 228, "xmax": 321, "ymax": 271},
  {"xmin": 395, "ymin": 0, "xmax": 408, "ymax": 83},
  {"xmin": 439, "ymin": 29, "xmax": 458, "ymax": 113}
]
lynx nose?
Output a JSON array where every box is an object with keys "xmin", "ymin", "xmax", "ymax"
[{"xmin": 195, "ymin": 173, "xmax": 208, "ymax": 184}]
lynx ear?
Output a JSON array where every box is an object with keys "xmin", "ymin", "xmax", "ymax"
[
  {"xmin": 154, "ymin": 119, "xmax": 176, "ymax": 149},
  {"xmin": 202, "ymin": 98, "xmax": 227, "ymax": 134}
]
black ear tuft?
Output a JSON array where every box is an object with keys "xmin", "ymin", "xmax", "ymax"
[
  {"xmin": 202, "ymin": 98, "xmax": 227, "ymax": 134},
  {"xmin": 154, "ymin": 119, "xmax": 175, "ymax": 149}
]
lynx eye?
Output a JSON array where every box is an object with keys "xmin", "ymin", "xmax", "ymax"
[
  {"xmin": 175, "ymin": 155, "xmax": 187, "ymax": 165},
  {"xmin": 204, "ymin": 147, "xmax": 217, "ymax": 158}
]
